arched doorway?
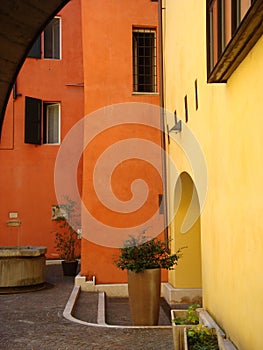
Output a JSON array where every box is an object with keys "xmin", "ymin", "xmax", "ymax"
[{"xmin": 169, "ymin": 171, "xmax": 202, "ymax": 292}]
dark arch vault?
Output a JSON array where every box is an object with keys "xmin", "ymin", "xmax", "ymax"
[{"xmin": 0, "ymin": 0, "xmax": 70, "ymax": 136}]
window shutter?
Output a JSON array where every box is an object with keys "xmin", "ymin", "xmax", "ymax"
[
  {"xmin": 24, "ymin": 96, "xmax": 42, "ymax": 144},
  {"xmin": 28, "ymin": 36, "xmax": 41, "ymax": 58}
]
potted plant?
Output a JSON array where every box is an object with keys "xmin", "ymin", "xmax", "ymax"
[
  {"xmin": 184, "ymin": 324, "xmax": 220, "ymax": 350},
  {"xmin": 114, "ymin": 231, "xmax": 183, "ymax": 326},
  {"xmin": 53, "ymin": 198, "xmax": 81, "ymax": 276},
  {"xmin": 171, "ymin": 304, "xmax": 201, "ymax": 350}
]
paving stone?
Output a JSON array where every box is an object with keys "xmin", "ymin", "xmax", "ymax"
[
  {"xmin": 105, "ymin": 296, "xmax": 171, "ymax": 326},
  {"xmin": 0, "ymin": 264, "xmax": 174, "ymax": 350},
  {"xmin": 73, "ymin": 292, "xmax": 99, "ymax": 324}
]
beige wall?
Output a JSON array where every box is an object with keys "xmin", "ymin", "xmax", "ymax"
[{"xmin": 163, "ymin": 1, "xmax": 263, "ymax": 349}]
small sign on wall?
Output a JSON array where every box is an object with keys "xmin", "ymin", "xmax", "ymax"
[
  {"xmin": 9, "ymin": 212, "xmax": 18, "ymax": 219},
  {"xmin": 7, "ymin": 212, "xmax": 21, "ymax": 227}
]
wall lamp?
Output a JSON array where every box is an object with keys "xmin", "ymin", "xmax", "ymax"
[{"xmin": 168, "ymin": 110, "xmax": 182, "ymax": 133}]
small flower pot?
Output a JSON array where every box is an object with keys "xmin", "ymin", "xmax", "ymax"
[{"xmin": 61, "ymin": 260, "xmax": 78, "ymax": 276}]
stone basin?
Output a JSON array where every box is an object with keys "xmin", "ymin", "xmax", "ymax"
[{"xmin": 0, "ymin": 246, "xmax": 47, "ymax": 289}]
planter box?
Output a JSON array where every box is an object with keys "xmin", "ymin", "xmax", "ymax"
[
  {"xmin": 183, "ymin": 326, "xmax": 237, "ymax": 350},
  {"xmin": 171, "ymin": 309, "xmax": 200, "ymax": 350},
  {"xmin": 172, "ymin": 309, "xmax": 238, "ymax": 350},
  {"xmin": 183, "ymin": 327, "xmax": 221, "ymax": 350}
]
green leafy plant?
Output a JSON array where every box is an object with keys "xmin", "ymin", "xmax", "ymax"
[
  {"xmin": 54, "ymin": 198, "xmax": 81, "ymax": 262},
  {"xmin": 173, "ymin": 304, "xmax": 200, "ymax": 325},
  {"xmin": 187, "ymin": 325, "xmax": 219, "ymax": 350},
  {"xmin": 114, "ymin": 231, "xmax": 184, "ymax": 273}
]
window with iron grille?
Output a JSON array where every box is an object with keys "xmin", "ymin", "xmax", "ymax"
[{"xmin": 133, "ymin": 28, "xmax": 157, "ymax": 93}]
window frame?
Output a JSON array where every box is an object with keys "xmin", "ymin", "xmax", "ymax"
[
  {"xmin": 44, "ymin": 16, "xmax": 62, "ymax": 60},
  {"xmin": 207, "ymin": 0, "xmax": 263, "ymax": 83},
  {"xmin": 43, "ymin": 102, "xmax": 61, "ymax": 145},
  {"xmin": 27, "ymin": 16, "xmax": 62, "ymax": 60},
  {"xmin": 24, "ymin": 97, "xmax": 61, "ymax": 145},
  {"xmin": 132, "ymin": 27, "xmax": 157, "ymax": 94}
]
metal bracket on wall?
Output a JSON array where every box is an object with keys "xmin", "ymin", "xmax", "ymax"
[{"xmin": 168, "ymin": 110, "xmax": 182, "ymax": 134}]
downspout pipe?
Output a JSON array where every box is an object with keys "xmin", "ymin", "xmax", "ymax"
[{"xmin": 158, "ymin": 0, "xmax": 169, "ymax": 242}]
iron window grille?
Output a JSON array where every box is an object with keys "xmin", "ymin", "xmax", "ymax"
[{"xmin": 132, "ymin": 28, "xmax": 157, "ymax": 93}]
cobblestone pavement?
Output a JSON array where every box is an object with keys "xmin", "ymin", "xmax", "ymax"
[{"xmin": 0, "ymin": 265, "xmax": 174, "ymax": 350}]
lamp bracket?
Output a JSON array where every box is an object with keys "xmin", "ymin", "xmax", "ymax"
[{"xmin": 168, "ymin": 110, "xmax": 182, "ymax": 133}]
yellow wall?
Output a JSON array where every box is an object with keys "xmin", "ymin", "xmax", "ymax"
[
  {"xmin": 168, "ymin": 172, "xmax": 202, "ymax": 289},
  {"xmin": 163, "ymin": 1, "xmax": 263, "ymax": 349}
]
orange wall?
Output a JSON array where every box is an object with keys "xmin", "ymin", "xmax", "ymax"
[
  {"xmin": 81, "ymin": 0, "xmax": 163, "ymax": 283},
  {"xmin": 0, "ymin": 0, "xmax": 163, "ymax": 284},
  {"xmin": 81, "ymin": 0, "xmax": 160, "ymax": 111},
  {"xmin": 0, "ymin": 0, "xmax": 84, "ymax": 258}
]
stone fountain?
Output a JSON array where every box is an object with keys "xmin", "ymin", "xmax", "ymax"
[{"xmin": 0, "ymin": 246, "xmax": 47, "ymax": 291}]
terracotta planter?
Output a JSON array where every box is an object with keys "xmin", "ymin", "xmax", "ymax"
[
  {"xmin": 128, "ymin": 268, "xmax": 161, "ymax": 326},
  {"xmin": 62, "ymin": 260, "xmax": 78, "ymax": 276}
]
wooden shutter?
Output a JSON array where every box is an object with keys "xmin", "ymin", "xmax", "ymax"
[
  {"xmin": 24, "ymin": 96, "xmax": 42, "ymax": 144},
  {"xmin": 28, "ymin": 36, "xmax": 41, "ymax": 58}
]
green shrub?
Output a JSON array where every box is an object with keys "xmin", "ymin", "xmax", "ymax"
[
  {"xmin": 114, "ymin": 232, "xmax": 183, "ymax": 273},
  {"xmin": 54, "ymin": 198, "xmax": 81, "ymax": 261}
]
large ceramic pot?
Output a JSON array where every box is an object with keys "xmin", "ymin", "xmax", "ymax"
[{"xmin": 128, "ymin": 268, "xmax": 161, "ymax": 326}]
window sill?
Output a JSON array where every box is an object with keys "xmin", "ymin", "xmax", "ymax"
[
  {"xmin": 43, "ymin": 58, "xmax": 62, "ymax": 61},
  {"xmin": 208, "ymin": 0, "xmax": 263, "ymax": 83},
  {"xmin": 132, "ymin": 92, "xmax": 159, "ymax": 96},
  {"xmin": 43, "ymin": 143, "xmax": 60, "ymax": 146}
]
